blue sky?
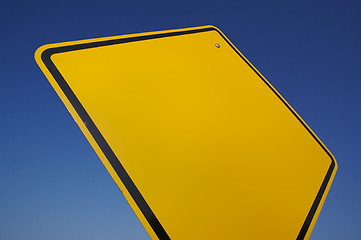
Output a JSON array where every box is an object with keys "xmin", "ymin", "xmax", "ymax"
[{"xmin": 1, "ymin": 0, "xmax": 360, "ymax": 239}]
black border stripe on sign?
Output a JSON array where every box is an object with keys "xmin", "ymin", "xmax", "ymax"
[{"xmin": 41, "ymin": 26, "xmax": 335, "ymax": 240}]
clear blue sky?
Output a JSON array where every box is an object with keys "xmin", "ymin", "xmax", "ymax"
[{"xmin": 1, "ymin": 0, "xmax": 360, "ymax": 239}]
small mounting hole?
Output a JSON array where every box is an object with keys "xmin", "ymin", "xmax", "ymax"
[{"xmin": 215, "ymin": 43, "xmax": 220, "ymax": 48}]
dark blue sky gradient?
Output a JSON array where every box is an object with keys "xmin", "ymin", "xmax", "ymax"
[{"xmin": 1, "ymin": 0, "xmax": 360, "ymax": 239}]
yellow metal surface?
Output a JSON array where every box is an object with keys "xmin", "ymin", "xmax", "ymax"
[{"xmin": 35, "ymin": 26, "xmax": 337, "ymax": 239}]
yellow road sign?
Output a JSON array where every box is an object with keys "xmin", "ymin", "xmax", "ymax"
[{"xmin": 35, "ymin": 26, "xmax": 337, "ymax": 240}]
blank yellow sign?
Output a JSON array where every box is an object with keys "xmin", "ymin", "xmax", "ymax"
[{"xmin": 35, "ymin": 26, "xmax": 337, "ymax": 240}]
